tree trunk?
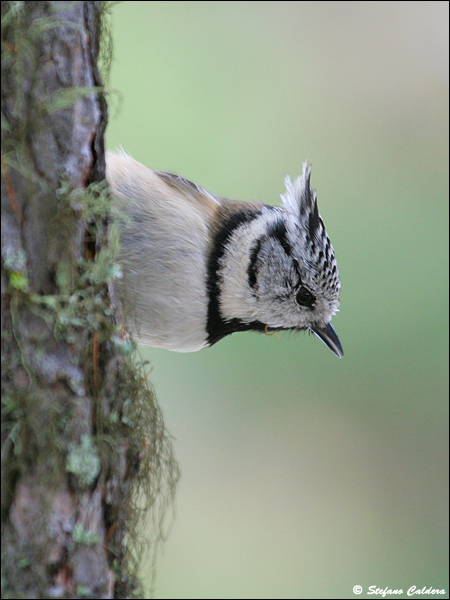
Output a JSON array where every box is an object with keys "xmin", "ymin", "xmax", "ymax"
[{"xmin": 1, "ymin": 2, "xmax": 178, "ymax": 597}]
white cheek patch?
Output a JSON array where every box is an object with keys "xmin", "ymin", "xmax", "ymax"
[
  {"xmin": 218, "ymin": 210, "xmax": 281, "ymax": 323},
  {"xmin": 217, "ymin": 207, "xmax": 340, "ymax": 330}
]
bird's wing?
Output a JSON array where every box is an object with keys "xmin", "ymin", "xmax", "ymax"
[{"xmin": 156, "ymin": 170, "xmax": 222, "ymax": 218}]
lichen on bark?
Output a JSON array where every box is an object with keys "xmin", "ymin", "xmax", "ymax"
[{"xmin": 1, "ymin": 3, "xmax": 178, "ymax": 598}]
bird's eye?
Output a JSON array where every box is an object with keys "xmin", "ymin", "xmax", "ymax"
[{"xmin": 296, "ymin": 286, "xmax": 315, "ymax": 307}]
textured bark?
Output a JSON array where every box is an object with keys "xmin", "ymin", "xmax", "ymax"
[{"xmin": 1, "ymin": 2, "xmax": 178, "ymax": 598}]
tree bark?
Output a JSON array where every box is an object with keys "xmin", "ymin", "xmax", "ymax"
[{"xmin": 1, "ymin": 2, "xmax": 178, "ymax": 598}]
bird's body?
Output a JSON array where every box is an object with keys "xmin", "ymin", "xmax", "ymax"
[{"xmin": 106, "ymin": 150, "xmax": 343, "ymax": 357}]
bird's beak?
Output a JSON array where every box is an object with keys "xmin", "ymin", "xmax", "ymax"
[{"xmin": 310, "ymin": 322, "xmax": 343, "ymax": 358}]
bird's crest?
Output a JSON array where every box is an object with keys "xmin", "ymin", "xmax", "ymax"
[{"xmin": 281, "ymin": 161, "xmax": 321, "ymax": 241}]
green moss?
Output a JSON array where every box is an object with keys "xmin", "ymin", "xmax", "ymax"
[
  {"xmin": 76, "ymin": 584, "xmax": 92, "ymax": 598},
  {"xmin": 1, "ymin": 395, "xmax": 24, "ymax": 456},
  {"xmin": 8, "ymin": 272, "xmax": 28, "ymax": 291},
  {"xmin": 66, "ymin": 435, "xmax": 101, "ymax": 487},
  {"xmin": 72, "ymin": 523, "xmax": 100, "ymax": 546}
]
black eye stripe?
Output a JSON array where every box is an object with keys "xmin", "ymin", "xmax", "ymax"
[
  {"xmin": 267, "ymin": 220, "xmax": 292, "ymax": 257},
  {"xmin": 247, "ymin": 237, "xmax": 262, "ymax": 288},
  {"xmin": 266, "ymin": 219, "xmax": 308, "ymax": 287},
  {"xmin": 247, "ymin": 219, "xmax": 293, "ymax": 291}
]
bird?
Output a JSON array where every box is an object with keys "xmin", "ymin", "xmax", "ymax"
[{"xmin": 106, "ymin": 150, "xmax": 343, "ymax": 358}]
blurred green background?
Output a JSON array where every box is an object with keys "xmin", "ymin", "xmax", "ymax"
[{"xmin": 106, "ymin": 2, "xmax": 448, "ymax": 598}]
